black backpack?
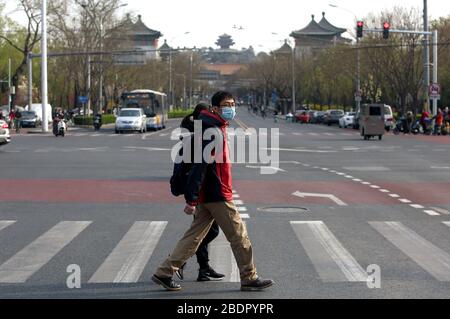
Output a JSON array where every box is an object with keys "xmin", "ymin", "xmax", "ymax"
[{"xmin": 170, "ymin": 134, "xmax": 193, "ymax": 196}]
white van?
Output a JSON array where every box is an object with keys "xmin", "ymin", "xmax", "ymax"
[
  {"xmin": 25, "ymin": 103, "xmax": 53, "ymax": 124},
  {"xmin": 383, "ymin": 105, "xmax": 394, "ymax": 131}
]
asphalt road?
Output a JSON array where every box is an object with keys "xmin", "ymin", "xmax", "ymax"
[{"xmin": 0, "ymin": 110, "xmax": 449, "ymax": 299}]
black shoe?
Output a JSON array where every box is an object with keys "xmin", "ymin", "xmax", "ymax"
[
  {"xmin": 175, "ymin": 262, "xmax": 186, "ymax": 280},
  {"xmin": 241, "ymin": 278, "xmax": 274, "ymax": 291},
  {"xmin": 197, "ymin": 267, "xmax": 225, "ymax": 282},
  {"xmin": 151, "ymin": 274, "xmax": 181, "ymax": 291}
]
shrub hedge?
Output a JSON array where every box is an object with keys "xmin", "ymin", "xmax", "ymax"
[{"xmin": 73, "ymin": 114, "xmax": 116, "ymax": 125}]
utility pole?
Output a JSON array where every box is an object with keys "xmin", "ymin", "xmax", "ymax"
[
  {"xmin": 291, "ymin": 46, "xmax": 296, "ymax": 113},
  {"xmin": 8, "ymin": 58, "xmax": 11, "ymax": 113},
  {"xmin": 423, "ymin": 0, "xmax": 430, "ymax": 112},
  {"xmin": 356, "ymin": 36, "xmax": 361, "ymax": 110},
  {"xmin": 28, "ymin": 53, "xmax": 32, "ymax": 110},
  {"xmin": 98, "ymin": 16, "xmax": 103, "ymax": 115},
  {"xmin": 189, "ymin": 51, "xmax": 193, "ymax": 108},
  {"xmin": 87, "ymin": 55, "xmax": 91, "ymax": 116},
  {"xmin": 432, "ymin": 30, "xmax": 439, "ymax": 116},
  {"xmin": 41, "ymin": 0, "xmax": 48, "ymax": 132}
]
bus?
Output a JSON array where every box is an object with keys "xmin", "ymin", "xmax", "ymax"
[{"xmin": 119, "ymin": 89, "xmax": 168, "ymax": 130}]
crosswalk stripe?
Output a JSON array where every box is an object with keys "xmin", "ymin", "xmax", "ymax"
[
  {"xmin": 234, "ymin": 200, "xmax": 244, "ymax": 205},
  {"xmin": 209, "ymin": 230, "xmax": 240, "ymax": 282},
  {"xmin": 89, "ymin": 221, "xmax": 167, "ymax": 283},
  {"xmin": 0, "ymin": 221, "xmax": 16, "ymax": 232},
  {"xmin": 0, "ymin": 221, "xmax": 91, "ymax": 283},
  {"xmin": 443, "ymin": 222, "xmax": 450, "ymax": 227},
  {"xmin": 290, "ymin": 221, "xmax": 367, "ymax": 282},
  {"xmin": 369, "ymin": 222, "xmax": 450, "ymax": 281}
]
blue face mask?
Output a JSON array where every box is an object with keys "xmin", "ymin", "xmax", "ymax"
[{"xmin": 220, "ymin": 106, "xmax": 236, "ymax": 121}]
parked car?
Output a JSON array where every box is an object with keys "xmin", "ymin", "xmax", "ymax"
[
  {"xmin": 295, "ymin": 111, "xmax": 310, "ymax": 123},
  {"xmin": 19, "ymin": 110, "xmax": 41, "ymax": 128},
  {"xmin": 323, "ymin": 110, "xmax": 344, "ymax": 126},
  {"xmin": 115, "ymin": 108, "xmax": 147, "ymax": 134},
  {"xmin": 310, "ymin": 111, "xmax": 326, "ymax": 124},
  {"xmin": 339, "ymin": 112, "xmax": 356, "ymax": 128},
  {"xmin": 0, "ymin": 119, "xmax": 11, "ymax": 146},
  {"xmin": 383, "ymin": 105, "xmax": 394, "ymax": 131}
]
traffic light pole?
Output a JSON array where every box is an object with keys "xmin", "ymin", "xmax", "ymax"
[{"xmin": 361, "ymin": 27, "xmax": 438, "ymax": 115}]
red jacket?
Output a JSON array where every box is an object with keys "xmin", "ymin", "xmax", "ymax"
[{"xmin": 184, "ymin": 109, "xmax": 233, "ymax": 205}]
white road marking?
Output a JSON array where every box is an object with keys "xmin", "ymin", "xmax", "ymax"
[
  {"xmin": 443, "ymin": 222, "xmax": 450, "ymax": 227},
  {"xmin": 430, "ymin": 207, "xmax": 450, "ymax": 215},
  {"xmin": 89, "ymin": 221, "xmax": 167, "ymax": 283},
  {"xmin": 370, "ymin": 222, "xmax": 450, "ymax": 281},
  {"xmin": 232, "ymin": 194, "xmax": 240, "ymax": 198},
  {"xmin": 352, "ymin": 179, "xmax": 362, "ymax": 182},
  {"xmin": 292, "ymin": 191, "xmax": 347, "ymax": 206},
  {"xmin": 410, "ymin": 204, "xmax": 425, "ymax": 209},
  {"xmin": 343, "ymin": 166, "xmax": 390, "ymax": 171},
  {"xmin": 236, "ymin": 207, "xmax": 247, "ymax": 212},
  {"xmin": 361, "ymin": 182, "xmax": 371, "ymax": 185},
  {"xmin": 240, "ymin": 214, "xmax": 250, "ymax": 219},
  {"xmin": 370, "ymin": 185, "xmax": 381, "ymax": 189},
  {"xmin": 379, "ymin": 189, "xmax": 390, "ymax": 193},
  {"xmin": 389, "ymin": 194, "xmax": 400, "ymax": 198},
  {"xmin": 234, "ymin": 200, "xmax": 244, "ymax": 205},
  {"xmin": 424, "ymin": 210, "xmax": 440, "ymax": 216},
  {"xmin": 124, "ymin": 146, "xmax": 171, "ymax": 151},
  {"xmin": 0, "ymin": 221, "xmax": 91, "ymax": 283},
  {"xmin": 399, "ymin": 199, "xmax": 412, "ymax": 204},
  {"xmin": 430, "ymin": 166, "xmax": 450, "ymax": 169},
  {"xmin": 209, "ymin": 229, "xmax": 240, "ymax": 282},
  {"xmin": 290, "ymin": 221, "xmax": 367, "ymax": 282},
  {"xmin": 0, "ymin": 221, "xmax": 16, "ymax": 232}
]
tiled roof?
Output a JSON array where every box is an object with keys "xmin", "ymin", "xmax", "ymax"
[{"xmin": 290, "ymin": 14, "xmax": 344, "ymax": 37}]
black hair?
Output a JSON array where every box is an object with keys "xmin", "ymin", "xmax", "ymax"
[
  {"xmin": 211, "ymin": 91, "xmax": 234, "ymax": 107},
  {"xmin": 192, "ymin": 102, "xmax": 209, "ymax": 119}
]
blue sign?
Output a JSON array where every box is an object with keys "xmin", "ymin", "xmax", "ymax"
[
  {"xmin": 271, "ymin": 91, "xmax": 278, "ymax": 103},
  {"xmin": 78, "ymin": 96, "xmax": 88, "ymax": 104}
]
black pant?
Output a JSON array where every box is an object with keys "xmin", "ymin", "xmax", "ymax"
[{"xmin": 196, "ymin": 220, "xmax": 220, "ymax": 269}]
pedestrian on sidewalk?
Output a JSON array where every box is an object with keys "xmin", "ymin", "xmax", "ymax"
[{"xmin": 152, "ymin": 91, "xmax": 274, "ymax": 292}]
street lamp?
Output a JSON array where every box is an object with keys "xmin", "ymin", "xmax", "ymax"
[
  {"xmin": 80, "ymin": 2, "xmax": 128, "ymax": 115},
  {"xmin": 329, "ymin": 3, "xmax": 361, "ymax": 110}
]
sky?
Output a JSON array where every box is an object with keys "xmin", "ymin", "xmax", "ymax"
[{"xmin": 4, "ymin": 0, "xmax": 450, "ymax": 53}]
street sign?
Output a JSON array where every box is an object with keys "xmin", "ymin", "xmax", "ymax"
[
  {"xmin": 78, "ymin": 96, "xmax": 88, "ymax": 104},
  {"xmin": 429, "ymin": 83, "xmax": 441, "ymax": 99}
]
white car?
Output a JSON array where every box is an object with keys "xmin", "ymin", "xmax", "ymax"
[
  {"xmin": 115, "ymin": 108, "xmax": 147, "ymax": 134},
  {"xmin": 383, "ymin": 105, "xmax": 394, "ymax": 131},
  {"xmin": 339, "ymin": 112, "xmax": 356, "ymax": 128},
  {"xmin": 0, "ymin": 119, "xmax": 11, "ymax": 146}
]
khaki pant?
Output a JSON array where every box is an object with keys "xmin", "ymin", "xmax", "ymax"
[{"xmin": 155, "ymin": 201, "xmax": 258, "ymax": 282}]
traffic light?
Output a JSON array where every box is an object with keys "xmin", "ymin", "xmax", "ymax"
[
  {"xmin": 383, "ymin": 22, "xmax": 390, "ymax": 39},
  {"xmin": 356, "ymin": 21, "xmax": 364, "ymax": 38}
]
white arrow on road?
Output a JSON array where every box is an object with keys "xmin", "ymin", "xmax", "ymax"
[
  {"xmin": 246, "ymin": 165, "xmax": 286, "ymax": 173},
  {"xmin": 292, "ymin": 191, "xmax": 347, "ymax": 206}
]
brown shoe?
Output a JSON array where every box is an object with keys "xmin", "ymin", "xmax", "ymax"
[{"xmin": 241, "ymin": 278, "xmax": 274, "ymax": 291}]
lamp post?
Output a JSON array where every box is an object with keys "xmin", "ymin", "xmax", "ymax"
[
  {"xmin": 41, "ymin": 0, "xmax": 48, "ymax": 132},
  {"xmin": 329, "ymin": 3, "xmax": 361, "ymax": 110},
  {"xmin": 80, "ymin": 2, "xmax": 127, "ymax": 114}
]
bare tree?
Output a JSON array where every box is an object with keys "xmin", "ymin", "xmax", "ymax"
[{"xmin": 0, "ymin": 0, "xmax": 41, "ymax": 106}]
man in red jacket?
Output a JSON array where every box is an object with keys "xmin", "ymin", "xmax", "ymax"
[{"xmin": 152, "ymin": 91, "xmax": 274, "ymax": 291}]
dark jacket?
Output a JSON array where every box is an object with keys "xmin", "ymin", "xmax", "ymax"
[{"xmin": 184, "ymin": 109, "xmax": 233, "ymax": 205}]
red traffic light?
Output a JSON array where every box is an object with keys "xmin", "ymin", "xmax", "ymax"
[
  {"xmin": 383, "ymin": 22, "xmax": 390, "ymax": 29},
  {"xmin": 357, "ymin": 21, "xmax": 364, "ymax": 27}
]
